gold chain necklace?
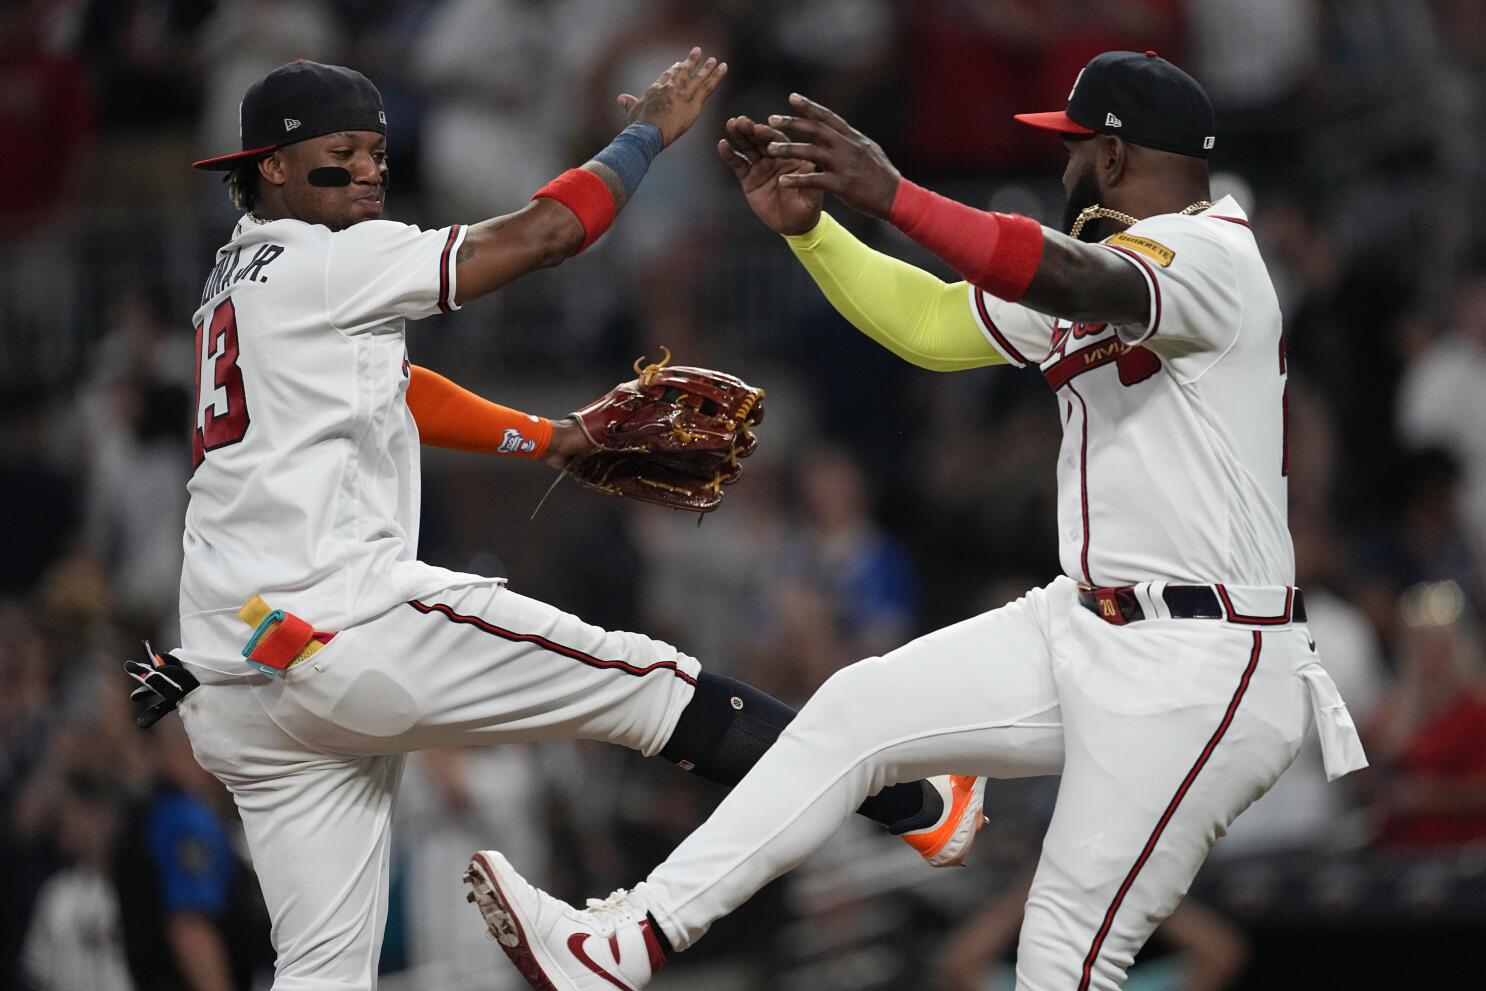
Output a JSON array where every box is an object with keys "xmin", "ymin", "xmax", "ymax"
[{"xmin": 1067, "ymin": 200, "xmax": 1213, "ymax": 240}]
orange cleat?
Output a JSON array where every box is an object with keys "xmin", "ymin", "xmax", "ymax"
[{"xmin": 900, "ymin": 775, "xmax": 988, "ymax": 867}]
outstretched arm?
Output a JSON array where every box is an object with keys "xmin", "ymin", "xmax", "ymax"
[
  {"xmin": 784, "ymin": 214, "xmax": 1003, "ymax": 371},
  {"xmin": 718, "ymin": 114, "xmax": 1005, "ymax": 371},
  {"xmin": 406, "ymin": 366, "xmax": 591, "ymax": 469},
  {"xmin": 453, "ymin": 48, "xmax": 727, "ymax": 304},
  {"xmin": 759, "ymin": 94, "xmax": 1148, "ymax": 326}
]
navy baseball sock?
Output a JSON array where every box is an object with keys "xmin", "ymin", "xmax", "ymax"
[{"xmin": 660, "ymin": 671, "xmax": 928, "ymax": 829}]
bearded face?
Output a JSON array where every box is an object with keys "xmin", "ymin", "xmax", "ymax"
[{"xmin": 1061, "ymin": 159, "xmax": 1108, "ymax": 243}]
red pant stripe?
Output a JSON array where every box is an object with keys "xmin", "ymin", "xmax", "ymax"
[{"xmin": 1077, "ymin": 631, "xmax": 1263, "ymax": 990}]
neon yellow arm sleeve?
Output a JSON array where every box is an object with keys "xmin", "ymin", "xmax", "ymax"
[{"xmin": 783, "ymin": 212, "xmax": 1006, "ymax": 371}]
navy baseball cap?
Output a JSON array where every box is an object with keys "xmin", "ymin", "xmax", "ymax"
[
  {"xmin": 193, "ymin": 60, "xmax": 386, "ymax": 170},
  {"xmin": 1015, "ymin": 50, "xmax": 1215, "ymax": 159}
]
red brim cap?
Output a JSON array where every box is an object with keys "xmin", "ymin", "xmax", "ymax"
[
  {"xmin": 1012, "ymin": 111, "xmax": 1095, "ymax": 135},
  {"xmin": 192, "ymin": 144, "xmax": 280, "ymax": 171}
]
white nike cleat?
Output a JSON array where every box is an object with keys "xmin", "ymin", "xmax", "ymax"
[
  {"xmin": 465, "ymin": 850, "xmax": 666, "ymax": 991},
  {"xmin": 899, "ymin": 774, "xmax": 988, "ymax": 867}
]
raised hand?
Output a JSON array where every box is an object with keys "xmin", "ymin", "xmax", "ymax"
[
  {"xmin": 617, "ymin": 47, "xmax": 728, "ymax": 149},
  {"xmin": 762, "ymin": 93, "xmax": 902, "ymax": 220},
  {"xmin": 716, "ymin": 114, "xmax": 823, "ymax": 236}
]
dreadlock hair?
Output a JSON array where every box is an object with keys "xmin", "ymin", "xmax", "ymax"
[{"xmin": 226, "ymin": 158, "xmax": 262, "ymax": 213}]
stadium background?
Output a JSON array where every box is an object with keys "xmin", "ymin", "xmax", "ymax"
[{"xmin": 3, "ymin": 1, "xmax": 1486, "ymax": 988}]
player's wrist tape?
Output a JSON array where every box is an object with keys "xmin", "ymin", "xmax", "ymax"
[
  {"xmin": 406, "ymin": 365, "xmax": 552, "ymax": 458},
  {"xmin": 888, "ymin": 179, "xmax": 1045, "ymax": 302},
  {"xmin": 533, "ymin": 169, "xmax": 615, "ymax": 253},
  {"xmin": 592, "ymin": 121, "xmax": 663, "ymax": 200}
]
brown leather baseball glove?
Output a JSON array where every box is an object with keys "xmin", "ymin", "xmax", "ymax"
[{"xmin": 565, "ymin": 349, "xmax": 765, "ymax": 513}]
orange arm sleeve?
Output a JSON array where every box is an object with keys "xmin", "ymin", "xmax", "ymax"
[{"xmin": 405, "ymin": 365, "xmax": 552, "ymax": 458}]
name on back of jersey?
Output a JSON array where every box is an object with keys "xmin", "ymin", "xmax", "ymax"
[{"xmin": 200, "ymin": 242, "xmax": 285, "ymax": 305}]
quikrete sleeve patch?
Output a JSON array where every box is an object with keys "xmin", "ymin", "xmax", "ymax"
[{"xmin": 1106, "ymin": 231, "xmax": 1175, "ymax": 267}]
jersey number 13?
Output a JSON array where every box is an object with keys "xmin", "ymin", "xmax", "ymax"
[{"xmin": 192, "ymin": 298, "xmax": 250, "ymax": 468}]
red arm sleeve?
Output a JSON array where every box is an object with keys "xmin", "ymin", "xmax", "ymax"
[
  {"xmin": 405, "ymin": 365, "xmax": 552, "ymax": 458},
  {"xmin": 888, "ymin": 179, "xmax": 1044, "ymax": 302}
]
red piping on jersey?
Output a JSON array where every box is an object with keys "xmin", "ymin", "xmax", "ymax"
[
  {"xmin": 1281, "ymin": 384, "xmax": 1290, "ymax": 477},
  {"xmin": 1078, "ymin": 631, "xmax": 1263, "ymax": 990},
  {"xmin": 973, "ymin": 288, "xmax": 1030, "ymax": 366},
  {"xmin": 1279, "ymin": 338, "xmax": 1290, "ymax": 476},
  {"xmin": 1209, "ymin": 216, "xmax": 1250, "ymax": 228},
  {"xmin": 1103, "ymin": 244, "xmax": 1162, "ymax": 338},
  {"xmin": 407, "ymin": 598, "xmax": 698, "ymax": 685},
  {"xmin": 1214, "ymin": 584, "xmax": 1294, "ymax": 625},
  {"xmin": 1067, "ymin": 380, "xmax": 1093, "ymax": 584},
  {"xmin": 437, "ymin": 225, "xmax": 461, "ymax": 313}
]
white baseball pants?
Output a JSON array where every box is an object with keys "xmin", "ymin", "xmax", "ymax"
[
  {"xmin": 178, "ymin": 583, "xmax": 699, "ymax": 990},
  {"xmin": 633, "ymin": 576, "xmax": 1365, "ymax": 990}
]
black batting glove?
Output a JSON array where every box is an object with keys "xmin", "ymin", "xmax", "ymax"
[{"xmin": 124, "ymin": 640, "xmax": 200, "ymax": 728}]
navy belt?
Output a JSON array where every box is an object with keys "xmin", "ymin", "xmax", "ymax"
[{"xmin": 1078, "ymin": 584, "xmax": 1306, "ymax": 626}]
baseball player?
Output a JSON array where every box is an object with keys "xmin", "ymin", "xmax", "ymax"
[
  {"xmin": 468, "ymin": 52, "xmax": 1371, "ymax": 991},
  {"xmin": 136, "ymin": 55, "xmax": 978, "ymax": 990}
]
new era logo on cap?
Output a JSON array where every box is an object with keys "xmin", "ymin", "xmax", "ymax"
[
  {"xmin": 193, "ymin": 61, "xmax": 388, "ymax": 171},
  {"xmin": 1013, "ymin": 50, "xmax": 1216, "ymax": 159}
]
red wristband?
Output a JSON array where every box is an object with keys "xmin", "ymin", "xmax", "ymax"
[
  {"xmin": 533, "ymin": 168, "xmax": 615, "ymax": 253},
  {"xmin": 888, "ymin": 179, "xmax": 1044, "ymax": 301}
]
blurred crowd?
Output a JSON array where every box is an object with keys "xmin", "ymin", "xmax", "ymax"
[{"xmin": 4, "ymin": 1, "xmax": 1486, "ymax": 989}]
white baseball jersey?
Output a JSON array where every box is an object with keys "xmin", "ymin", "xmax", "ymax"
[
  {"xmin": 180, "ymin": 213, "xmax": 490, "ymax": 678},
  {"xmin": 175, "ymin": 212, "xmax": 707, "ymax": 989},
  {"xmin": 968, "ymin": 195, "xmax": 1292, "ymax": 589},
  {"xmin": 619, "ymin": 195, "xmax": 1362, "ymax": 991}
]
